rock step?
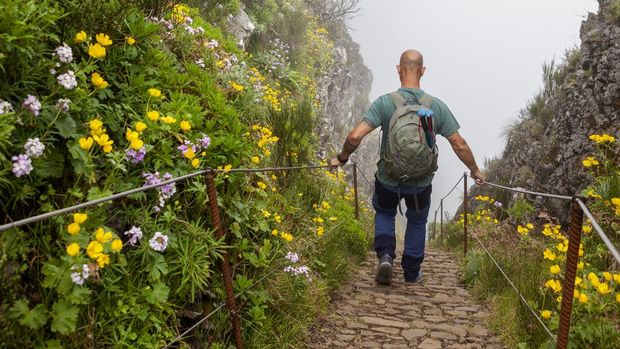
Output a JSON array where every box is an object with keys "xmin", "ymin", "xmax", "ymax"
[{"xmin": 308, "ymin": 248, "xmax": 504, "ymax": 348}]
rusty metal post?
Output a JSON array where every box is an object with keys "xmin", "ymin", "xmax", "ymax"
[
  {"xmin": 440, "ymin": 199, "xmax": 444, "ymax": 239},
  {"xmin": 557, "ymin": 199, "xmax": 584, "ymax": 349},
  {"xmin": 205, "ymin": 170, "xmax": 244, "ymax": 349},
  {"xmin": 463, "ymin": 173, "xmax": 468, "ymax": 256},
  {"xmin": 353, "ymin": 163, "xmax": 359, "ymax": 220}
]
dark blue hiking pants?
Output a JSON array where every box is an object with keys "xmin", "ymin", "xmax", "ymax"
[{"xmin": 372, "ymin": 178, "xmax": 432, "ymax": 282}]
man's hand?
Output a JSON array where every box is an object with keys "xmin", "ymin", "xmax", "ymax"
[{"xmin": 471, "ymin": 169, "xmax": 486, "ymax": 184}]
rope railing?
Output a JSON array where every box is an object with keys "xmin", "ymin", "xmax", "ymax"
[
  {"xmin": 434, "ymin": 174, "xmax": 620, "ymax": 349},
  {"xmin": 2, "ymin": 162, "xmax": 360, "ymax": 349}
]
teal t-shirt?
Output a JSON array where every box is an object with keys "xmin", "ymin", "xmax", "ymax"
[{"xmin": 362, "ymin": 87, "xmax": 460, "ymax": 187}]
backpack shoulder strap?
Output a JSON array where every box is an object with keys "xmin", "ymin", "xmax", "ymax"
[
  {"xmin": 420, "ymin": 93, "xmax": 433, "ymax": 108},
  {"xmin": 389, "ymin": 91, "xmax": 406, "ymax": 108}
]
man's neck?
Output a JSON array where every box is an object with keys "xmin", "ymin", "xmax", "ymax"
[{"xmin": 400, "ymin": 80, "xmax": 421, "ymax": 89}]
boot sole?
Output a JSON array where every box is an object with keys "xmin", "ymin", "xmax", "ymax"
[{"xmin": 375, "ymin": 262, "xmax": 392, "ymax": 285}]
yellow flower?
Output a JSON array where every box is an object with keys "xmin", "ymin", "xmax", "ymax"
[
  {"xmin": 582, "ymin": 156, "xmax": 599, "ymax": 168},
  {"xmin": 230, "ymin": 81, "xmax": 244, "ymax": 92},
  {"xmin": 79, "ymin": 137, "xmax": 94, "ymax": 150},
  {"xmin": 75, "ymin": 30, "xmax": 88, "ymax": 43},
  {"xmin": 297, "ymin": 193, "xmax": 303, "ymax": 197},
  {"xmin": 135, "ymin": 122, "xmax": 147, "ymax": 132},
  {"xmin": 274, "ymin": 214, "xmax": 282, "ymax": 223},
  {"xmin": 517, "ymin": 225, "xmax": 529, "ymax": 235},
  {"xmin": 251, "ymin": 156, "xmax": 260, "ymax": 164},
  {"xmin": 613, "ymin": 273, "xmax": 620, "ymax": 284},
  {"xmin": 582, "ymin": 225, "xmax": 592, "ymax": 234},
  {"xmin": 329, "ymin": 216, "xmax": 337, "ymax": 221},
  {"xmin": 223, "ymin": 164, "xmax": 232, "ymax": 173},
  {"xmin": 549, "ymin": 265, "xmax": 561, "ymax": 275},
  {"xmin": 526, "ymin": 223, "xmax": 534, "ymax": 230},
  {"xmin": 573, "ymin": 289, "xmax": 580, "ymax": 299},
  {"xmin": 257, "ymin": 181, "xmax": 267, "ymax": 190},
  {"xmin": 577, "ymin": 261, "xmax": 584, "ymax": 270},
  {"xmin": 179, "ymin": 120, "xmax": 191, "ymax": 132},
  {"xmin": 589, "ymin": 134, "xmax": 616, "ymax": 144},
  {"xmin": 160, "ymin": 116, "xmax": 177, "ymax": 124},
  {"xmin": 596, "ymin": 283, "xmax": 611, "ymax": 295},
  {"xmin": 93, "ymin": 134, "xmax": 113, "ymax": 147},
  {"xmin": 612, "ymin": 198, "xmax": 620, "ymax": 206},
  {"xmin": 261, "ymin": 210, "xmax": 271, "ymax": 218},
  {"xmin": 280, "ymin": 232, "xmax": 293, "ymax": 242},
  {"xmin": 88, "ymin": 43, "xmax": 106, "ymax": 58},
  {"xmin": 183, "ymin": 148, "xmax": 195, "ymax": 159},
  {"xmin": 102, "ymin": 145, "xmax": 113, "ymax": 153},
  {"xmin": 147, "ymin": 88, "xmax": 162, "ymax": 98},
  {"xmin": 89, "ymin": 119, "xmax": 103, "ymax": 131},
  {"xmin": 575, "ymin": 277, "xmax": 582, "ymax": 286},
  {"xmin": 545, "ymin": 279, "xmax": 562, "ymax": 293},
  {"xmin": 317, "ymin": 226, "xmax": 325, "ymax": 237},
  {"xmin": 67, "ymin": 222, "xmax": 81, "ymax": 235},
  {"xmin": 73, "ymin": 213, "xmax": 88, "ymax": 224},
  {"xmin": 603, "ymin": 272, "xmax": 612, "ymax": 282},
  {"xmin": 556, "ymin": 242, "xmax": 568, "ymax": 253},
  {"xmin": 95, "ymin": 33, "xmax": 113, "ymax": 46},
  {"xmin": 147, "ymin": 111, "xmax": 160, "ymax": 121},
  {"xmin": 578, "ymin": 293, "xmax": 588, "ymax": 304},
  {"xmin": 130, "ymin": 138, "xmax": 144, "ymax": 150},
  {"xmin": 66, "ymin": 243, "xmax": 80, "ymax": 257},
  {"xmin": 191, "ymin": 158, "xmax": 200, "ymax": 168},
  {"xmin": 97, "ymin": 253, "xmax": 110, "ymax": 268},
  {"xmin": 86, "ymin": 240, "xmax": 103, "ymax": 259},
  {"xmin": 271, "ymin": 229, "xmax": 279, "ymax": 236},
  {"xmin": 126, "ymin": 36, "xmax": 136, "ymax": 45},
  {"xmin": 321, "ymin": 201, "xmax": 331, "ymax": 210},
  {"xmin": 543, "ymin": 248, "xmax": 557, "ymax": 261},
  {"xmin": 111, "ymin": 239, "xmax": 123, "ymax": 253},
  {"xmin": 541, "ymin": 310, "xmax": 551, "ymax": 320},
  {"xmin": 95, "ymin": 228, "xmax": 113, "ymax": 243},
  {"xmin": 91, "ymin": 72, "xmax": 108, "ymax": 89}
]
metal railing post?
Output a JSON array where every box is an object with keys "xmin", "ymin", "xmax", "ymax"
[
  {"xmin": 463, "ymin": 173, "xmax": 468, "ymax": 256},
  {"xmin": 353, "ymin": 163, "xmax": 359, "ymax": 220},
  {"xmin": 440, "ymin": 199, "xmax": 444, "ymax": 239},
  {"xmin": 205, "ymin": 170, "xmax": 244, "ymax": 349},
  {"xmin": 433, "ymin": 209, "xmax": 438, "ymax": 240},
  {"xmin": 557, "ymin": 198, "xmax": 584, "ymax": 349}
]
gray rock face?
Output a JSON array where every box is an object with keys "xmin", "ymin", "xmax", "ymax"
[
  {"xmin": 467, "ymin": 0, "xmax": 619, "ymax": 221},
  {"xmin": 228, "ymin": 8, "xmax": 255, "ymax": 49}
]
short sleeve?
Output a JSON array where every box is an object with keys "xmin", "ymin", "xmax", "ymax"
[
  {"xmin": 434, "ymin": 98, "xmax": 460, "ymax": 137},
  {"xmin": 363, "ymin": 95, "xmax": 394, "ymax": 130}
]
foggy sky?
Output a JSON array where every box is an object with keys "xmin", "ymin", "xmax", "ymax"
[{"xmin": 349, "ymin": 0, "xmax": 599, "ymax": 218}]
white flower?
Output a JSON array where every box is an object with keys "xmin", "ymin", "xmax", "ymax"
[
  {"xmin": 24, "ymin": 138, "xmax": 45, "ymax": 158},
  {"xmin": 11, "ymin": 154, "xmax": 32, "ymax": 177},
  {"xmin": 50, "ymin": 68, "xmax": 57, "ymax": 75},
  {"xmin": 71, "ymin": 272, "xmax": 84, "ymax": 285},
  {"xmin": 124, "ymin": 226, "xmax": 144, "ymax": 246},
  {"xmin": 195, "ymin": 59, "xmax": 205, "ymax": 68},
  {"xmin": 0, "ymin": 100, "xmax": 14, "ymax": 115},
  {"xmin": 57, "ymin": 70, "xmax": 78, "ymax": 89},
  {"xmin": 285, "ymin": 252, "xmax": 299, "ymax": 263},
  {"xmin": 54, "ymin": 43, "xmax": 73, "ymax": 63},
  {"xmin": 149, "ymin": 231, "xmax": 168, "ymax": 251},
  {"xmin": 81, "ymin": 264, "xmax": 90, "ymax": 279},
  {"xmin": 55, "ymin": 98, "xmax": 71, "ymax": 113},
  {"xmin": 206, "ymin": 39, "xmax": 219, "ymax": 49},
  {"xmin": 22, "ymin": 95, "xmax": 41, "ymax": 116}
]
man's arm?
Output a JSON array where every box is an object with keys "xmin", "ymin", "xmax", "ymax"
[
  {"xmin": 446, "ymin": 132, "xmax": 486, "ymax": 183},
  {"xmin": 329, "ymin": 120, "xmax": 377, "ymax": 166}
]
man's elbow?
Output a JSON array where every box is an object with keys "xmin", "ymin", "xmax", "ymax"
[
  {"xmin": 346, "ymin": 133, "xmax": 363, "ymax": 145},
  {"xmin": 451, "ymin": 140, "xmax": 469, "ymax": 153}
]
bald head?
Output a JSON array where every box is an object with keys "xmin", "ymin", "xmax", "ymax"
[
  {"xmin": 400, "ymin": 49, "xmax": 424, "ymax": 68},
  {"xmin": 397, "ymin": 49, "xmax": 426, "ymax": 86}
]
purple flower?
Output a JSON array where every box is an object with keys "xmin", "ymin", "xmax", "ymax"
[
  {"xmin": 54, "ymin": 43, "xmax": 73, "ymax": 63},
  {"xmin": 57, "ymin": 70, "xmax": 78, "ymax": 89},
  {"xmin": 177, "ymin": 140, "xmax": 196, "ymax": 155},
  {"xmin": 149, "ymin": 232, "xmax": 168, "ymax": 251},
  {"xmin": 22, "ymin": 95, "xmax": 41, "ymax": 116},
  {"xmin": 11, "ymin": 154, "xmax": 32, "ymax": 177},
  {"xmin": 56, "ymin": 98, "xmax": 71, "ymax": 113},
  {"xmin": 125, "ymin": 147, "xmax": 146, "ymax": 164},
  {"xmin": 283, "ymin": 265, "xmax": 312, "ymax": 282},
  {"xmin": 197, "ymin": 134, "xmax": 211, "ymax": 150},
  {"xmin": 0, "ymin": 100, "xmax": 14, "ymax": 115},
  {"xmin": 285, "ymin": 252, "xmax": 299, "ymax": 263},
  {"xmin": 494, "ymin": 201, "xmax": 503, "ymax": 208},
  {"xmin": 142, "ymin": 171, "xmax": 176, "ymax": 211},
  {"xmin": 24, "ymin": 138, "xmax": 45, "ymax": 158},
  {"xmin": 124, "ymin": 226, "xmax": 144, "ymax": 246}
]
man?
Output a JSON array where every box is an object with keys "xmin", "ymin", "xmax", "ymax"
[{"xmin": 330, "ymin": 49, "xmax": 485, "ymax": 285}]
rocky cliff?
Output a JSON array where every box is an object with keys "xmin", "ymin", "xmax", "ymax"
[{"xmin": 469, "ymin": 0, "xmax": 619, "ymax": 218}]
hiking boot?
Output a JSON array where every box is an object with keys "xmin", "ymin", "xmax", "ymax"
[
  {"xmin": 405, "ymin": 270, "xmax": 424, "ymax": 284},
  {"xmin": 375, "ymin": 254, "xmax": 393, "ymax": 285}
]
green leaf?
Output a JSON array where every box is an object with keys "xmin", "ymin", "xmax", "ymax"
[
  {"xmin": 54, "ymin": 115, "xmax": 77, "ymax": 138},
  {"xmin": 38, "ymin": 339, "xmax": 64, "ymax": 349},
  {"xmin": 42, "ymin": 261, "xmax": 63, "ymax": 289},
  {"xmin": 51, "ymin": 299, "xmax": 79, "ymax": 334},
  {"xmin": 35, "ymin": 151, "xmax": 64, "ymax": 178},
  {"xmin": 87, "ymin": 187, "xmax": 114, "ymax": 201},
  {"xmin": 148, "ymin": 254, "xmax": 169, "ymax": 281},
  {"xmin": 145, "ymin": 282, "xmax": 170, "ymax": 305},
  {"xmin": 67, "ymin": 286, "xmax": 92, "ymax": 305},
  {"xmin": 10, "ymin": 299, "xmax": 48, "ymax": 330}
]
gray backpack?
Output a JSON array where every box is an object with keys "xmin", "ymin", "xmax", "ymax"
[{"xmin": 383, "ymin": 91, "xmax": 438, "ymax": 182}]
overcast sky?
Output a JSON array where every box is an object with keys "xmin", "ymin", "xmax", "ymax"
[{"xmin": 349, "ymin": 0, "xmax": 599, "ymax": 217}]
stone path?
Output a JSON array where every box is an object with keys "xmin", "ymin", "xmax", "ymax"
[{"xmin": 309, "ymin": 249, "xmax": 504, "ymax": 348}]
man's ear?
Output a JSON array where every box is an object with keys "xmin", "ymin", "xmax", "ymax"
[
  {"xmin": 420, "ymin": 66, "xmax": 426, "ymax": 77},
  {"xmin": 396, "ymin": 64, "xmax": 401, "ymax": 74}
]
